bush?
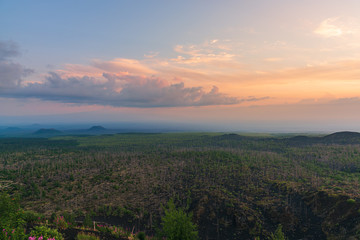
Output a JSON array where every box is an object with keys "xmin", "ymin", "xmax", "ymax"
[
  {"xmin": 137, "ymin": 231, "xmax": 146, "ymax": 240},
  {"xmin": 62, "ymin": 212, "xmax": 76, "ymax": 227},
  {"xmin": 157, "ymin": 199, "xmax": 199, "ymax": 240},
  {"xmin": 54, "ymin": 216, "xmax": 68, "ymax": 230},
  {"xmin": 0, "ymin": 192, "xmax": 22, "ymax": 228},
  {"xmin": 76, "ymin": 232, "xmax": 100, "ymax": 240},
  {"xmin": 1, "ymin": 226, "xmax": 27, "ymax": 240},
  {"xmin": 95, "ymin": 224, "xmax": 129, "ymax": 238},
  {"xmin": 29, "ymin": 225, "xmax": 64, "ymax": 240},
  {"xmin": 83, "ymin": 214, "xmax": 92, "ymax": 228},
  {"xmin": 0, "ymin": 192, "xmax": 28, "ymax": 240},
  {"xmin": 24, "ymin": 210, "xmax": 45, "ymax": 225}
]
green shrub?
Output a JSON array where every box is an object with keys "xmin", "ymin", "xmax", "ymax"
[
  {"xmin": 347, "ymin": 198, "xmax": 356, "ymax": 204},
  {"xmin": 0, "ymin": 192, "xmax": 22, "ymax": 228},
  {"xmin": 63, "ymin": 212, "xmax": 76, "ymax": 226},
  {"xmin": 0, "ymin": 192, "xmax": 27, "ymax": 240},
  {"xmin": 83, "ymin": 214, "xmax": 92, "ymax": 228},
  {"xmin": 0, "ymin": 192, "xmax": 28, "ymax": 240},
  {"xmin": 54, "ymin": 216, "xmax": 68, "ymax": 230},
  {"xmin": 137, "ymin": 231, "xmax": 146, "ymax": 240},
  {"xmin": 24, "ymin": 210, "xmax": 44, "ymax": 224},
  {"xmin": 76, "ymin": 232, "xmax": 100, "ymax": 240},
  {"xmin": 1, "ymin": 226, "xmax": 27, "ymax": 240},
  {"xmin": 30, "ymin": 225, "xmax": 64, "ymax": 240}
]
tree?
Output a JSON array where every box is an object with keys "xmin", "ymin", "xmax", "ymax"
[{"xmin": 158, "ymin": 199, "xmax": 199, "ymax": 240}]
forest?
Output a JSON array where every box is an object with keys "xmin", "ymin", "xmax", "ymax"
[{"xmin": 1, "ymin": 131, "xmax": 360, "ymax": 239}]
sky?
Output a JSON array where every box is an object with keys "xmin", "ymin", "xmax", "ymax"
[{"xmin": 1, "ymin": 0, "xmax": 360, "ymax": 132}]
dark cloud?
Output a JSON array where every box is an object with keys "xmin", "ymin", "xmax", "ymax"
[
  {"xmin": 0, "ymin": 41, "xmax": 264, "ymax": 108},
  {"xmin": 2, "ymin": 72, "xmax": 243, "ymax": 108},
  {"xmin": 242, "ymin": 96, "xmax": 270, "ymax": 102},
  {"xmin": 115, "ymin": 80, "xmax": 239, "ymax": 107},
  {"xmin": 0, "ymin": 41, "xmax": 33, "ymax": 89}
]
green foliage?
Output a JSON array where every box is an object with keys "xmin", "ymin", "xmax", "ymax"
[
  {"xmin": 83, "ymin": 214, "xmax": 92, "ymax": 228},
  {"xmin": 0, "ymin": 226, "xmax": 27, "ymax": 240},
  {"xmin": 29, "ymin": 225, "xmax": 64, "ymax": 240},
  {"xmin": 158, "ymin": 199, "xmax": 199, "ymax": 240},
  {"xmin": 0, "ymin": 192, "xmax": 27, "ymax": 240},
  {"xmin": 269, "ymin": 224, "xmax": 287, "ymax": 240},
  {"xmin": 95, "ymin": 224, "xmax": 129, "ymax": 238},
  {"xmin": 54, "ymin": 216, "xmax": 68, "ymax": 230},
  {"xmin": 0, "ymin": 192, "xmax": 21, "ymax": 227},
  {"xmin": 137, "ymin": 232, "xmax": 146, "ymax": 240},
  {"xmin": 23, "ymin": 210, "xmax": 44, "ymax": 225},
  {"xmin": 76, "ymin": 232, "xmax": 100, "ymax": 240},
  {"xmin": 0, "ymin": 193, "xmax": 28, "ymax": 240},
  {"xmin": 62, "ymin": 212, "xmax": 76, "ymax": 226},
  {"xmin": 3, "ymin": 133, "xmax": 360, "ymax": 239}
]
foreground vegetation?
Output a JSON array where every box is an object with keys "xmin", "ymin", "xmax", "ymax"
[{"xmin": 1, "ymin": 132, "xmax": 360, "ymax": 239}]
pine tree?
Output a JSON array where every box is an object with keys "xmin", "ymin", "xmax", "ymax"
[{"xmin": 158, "ymin": 199, "xmax": 199, "ymax": 240}]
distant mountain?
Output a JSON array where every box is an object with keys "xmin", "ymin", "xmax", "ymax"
[
  {"xmin": 87, "ymin": 126, "xmax": 106, "ymax": 131},
  {"xmin": 1, "ymin": 127, "xmax": 23, "ymax": 133},
  {"xmin": 5, "ymin": 127, "xmax": 22, "ymax": 130},
  {"xmin": 321, "ymin": 131, "xmax": 360, "ymax": 144},
  {"xmin": 33, "ymin": 128, "xmax": 63, "ymax": 135},
  {"xmin": 285, "ymin": 131, "xmax": 360, "ymax": 145},
  {"xmin": 213, "ymin": 131, "xmax": 360, "ymax": 147}
]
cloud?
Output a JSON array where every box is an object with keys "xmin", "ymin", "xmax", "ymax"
[
  {"xmin": 92, "ymin": 58, "xmax": 156, "ymax": 75},
  {"xmin": 0, "ymin": 40, "xmax": 268, "ymax": 108},
  {"xmin": 314, "ymin": 18, "xmax": 356, "ymax": 38},
  {"xmin": 144, "ymin": 51, "xmax": 159, "ymax": 58},
  {"xmin": 314, "ymin": 18, "xmax": 343, "ymax": 37},
  {"xmin": 241, "ymin": 60, "xmax": 360, "ymax": 84},
  {"xmin": 1, "ymin": 72, "xmax": 240, "ymax": 108},
  {"xmin": 172, "ymin": 40, "xmax": 235, "ymax": 65},
  {"xmin": 243, "ymin": 96, "xmax": 270, "ymax": 102},
  {"xmin": 0, "ymin": 41, "xmax": 20, "ymax": 61},
  {"xmin": 329, "ymin": 97, "xmax": 360, "ymax": 104},
  {"xmin": 0, "ymin": 41, "xmax": 33, "ymax": 89},
  {"xmin": 56, "ymin": 58, "xmax": 158, "ymax": 79},
  {"xmin": 264, "ymin": 58, "xmax": 283, "ymax": 62}
]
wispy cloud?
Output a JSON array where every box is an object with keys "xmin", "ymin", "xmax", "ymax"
[
  {"xmin": 260, "ymin": 60, "xmax": 360, "ymax": 82},
  {"xmin": 314, "ymin": 18, "xmax": 343, "ymax": 37},
  {"xmin": 144, "ymin": 51, "xmax": 159, "ymax": 59},
  {"xmin": 172, "ymin": 40, "xmax": 235, "ymax": 65},
  {"xmin": 314, "ymin": 17, "xmax": 357, "ymax": 38},
  {"xmin": 92, "ymin": 58, "xmax": 157, "ymax": 75},
  {"xmin": 264, "ymin": 58, "xmax": 283, "ymax": 62}
]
